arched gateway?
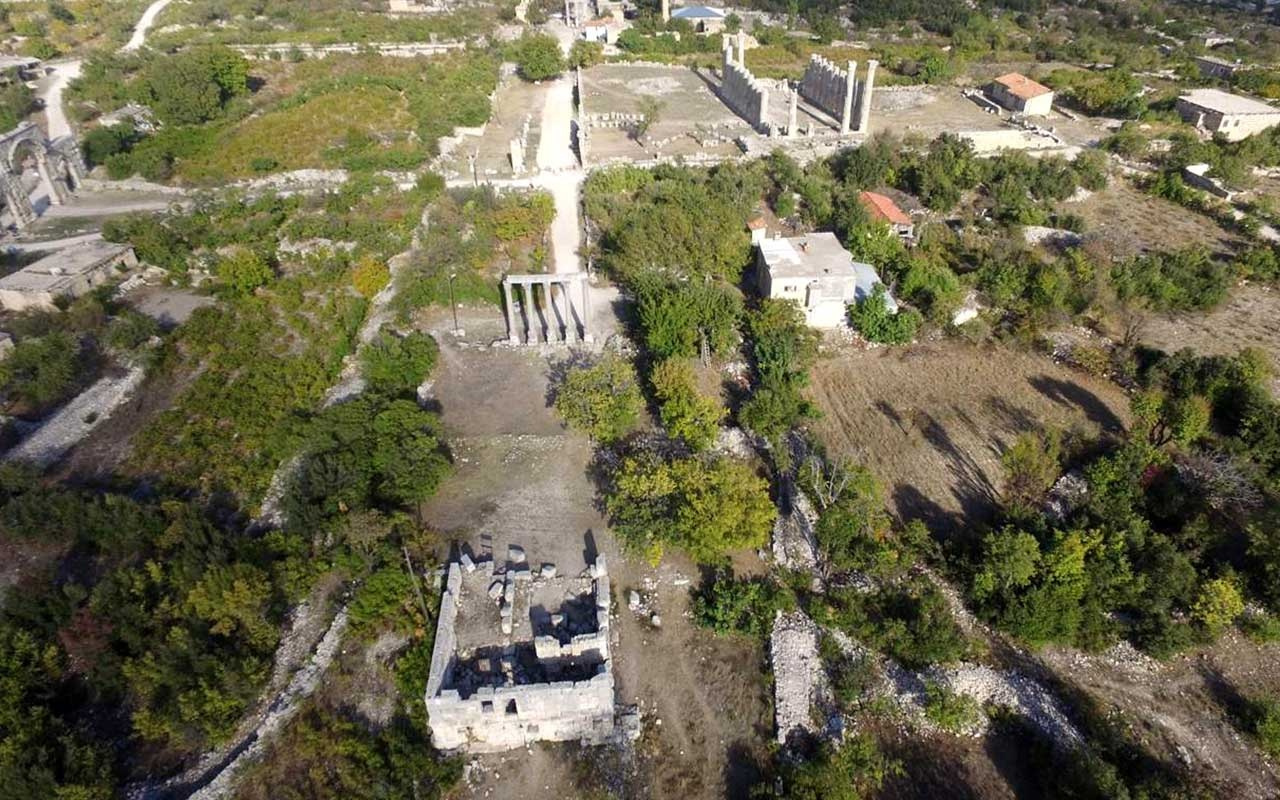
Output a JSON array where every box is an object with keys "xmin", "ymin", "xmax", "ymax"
[{"xmin": 0, "ymin": 121, "xmax": 87, "ymax": 230}]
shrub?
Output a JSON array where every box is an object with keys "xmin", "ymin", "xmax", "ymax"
[
  {"xmin": 923, "ymin": 682, "xmax": 983, "ymax": 733},
  {"xmin": 352, "ymin": 257, "xmax": 391, "ymax": 299},
  {"xmin": 1191, "ymin": 575, "xmax": 1244, "ymax": 634},
  {"xmin": 651, "ymin": 358, "xmax": 724, "ymax": 451},
  {"xmin": 0, "ymin": 332, "xmax": 80, "ymax": 409},
  {"xmin": 848, "ymin": 284, "xmax": 920, "ymax": 345},
  {"xmin": 140, "ymin": 46, "xmax": 249, "ymax": 125},
  {"xmin": 1254, "ymin": 698, "xmax": 1280, "ymax": 758},
  {"xmin": 361, "ymin": 331, "xmax": 439, "ymax": 397},
  {"xmin": 691, "ymin": 569, "xmax": 788, "ymax": 637},
  {"xmin": 568, "ymin": 40, "xmax": 604, "ymax": 69},
  {"xmin": 216, "ymin": 249, "xmax": 274, "ymax": 294},
  {"xmin": 553, "ymin": 354, "xmax": 644, "ymax": 443}
]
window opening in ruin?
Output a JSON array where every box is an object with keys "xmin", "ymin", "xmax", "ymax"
[
  {"xmin": 505, "ymin": 700, "xmax": 518, "ymax": 716},
  {"xmin": 481, "ymin": 701, "xmax": 494, "ymax": 713}
]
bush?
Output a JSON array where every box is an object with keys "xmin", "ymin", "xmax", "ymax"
[
  {"xmin": 568, "ymin": 39, "xmax": 604, "ymax": 69},
  {"xmin": 351, "ymin": 257, "xmax": 391, "ymax": 299},
  {"xmin": 216, "ymin": 249, "xmax": 274, "ymax": 294},
  {"xmin": 923, "ymin": 682, "xmax": 983, "ymax": 733},
  {"xmin": 651, "ymin": 358, "xmax": 724, "ymax": 451},
  {"xmin": 515, "ymin": 33, "xmax": 564, "ymax": 81},
  {"xmin": 0, "ymin": 332, "xmax": 80, "ymax": 410},
  {"xmin": 1254, "ymin": 698, "xmax": 1280, "ymax": 758},
  {"xmin": 361, "ymin": 331, "xmax": 439, "ymax": 397},
  {"xmin": 691, "ymin": 569, "xmax": 788, "ymax": 637},
  {"xmin": 848, "ymin": 284, "xmax": 920, "ymax": 345},
  {"xmin": 553, "ymin": 354, "xmax": 644, "ymax": 443},
  {"xmin": 636, "ymin": 279, "xmax": 743, "ymax": 360}
]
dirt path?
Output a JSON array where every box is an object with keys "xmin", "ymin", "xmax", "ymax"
[
  {"xmin": 34, "ymin": 59, "xmax": 80, "ymax": 140},
  {"xmin": 122, "ymin": 0, "xmax": 175, "ymax": 51}
]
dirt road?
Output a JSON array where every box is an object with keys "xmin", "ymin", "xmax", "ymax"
[
  {"xmin": 34, "ymin": 60, "xmax": 80, "ymax": 140},
  {"xmin": 122, "ymin": 0, "xmax": 175, "ymax": 51}
]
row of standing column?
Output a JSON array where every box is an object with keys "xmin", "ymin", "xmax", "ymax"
[{"xmin": 503, "ymin": 279, "xmax": 591, "ymax": 344}]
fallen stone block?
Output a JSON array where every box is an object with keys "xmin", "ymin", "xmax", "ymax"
[
  {"xmin": 540, "ymin": 563, "xmax": 557, "ymax": 579},
  {"xmin": 489, "ymin": 581, "xmax": 505, "ymax": 601},
  {"xmin": 508, "ymin": 545, "xmax": 526, "ymax": 564},
  {"xmin": 628, "ymin": 591, "xmax": 641, "ymax": 611},
  {"xmin": 513, "ymin": 566, "xmax": 532, "ymax": 582},
  {"xmin": 650, "ymin": 614, "xmax": 662, "ymax": 628},
  {"xmin": 461, "ymin": 553, "xmax": 476, "ymax": 573}
]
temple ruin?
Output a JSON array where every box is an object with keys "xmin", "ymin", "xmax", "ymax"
[
  {"xmin": 718, "ymin": 32, "xmax": 770, "ymax": 133},
  {"xmin": 424, "ymin": 548, "xmax": 618, "ymax": 752},
  {"xmin": 502, "ymin": 272, "xmax": 593, "ymax": 345},
  {"xmin": 798, "ymin": 55, "xmax": 878, "ymax": 135}
]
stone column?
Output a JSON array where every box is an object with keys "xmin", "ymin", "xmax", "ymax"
[
  {"xmin": 723, "ymin": 41, "xmax": 732, "ymax": 74},
  {"xmin": 580, "ymin": 276, "xmax": 594, "ymax": 343},
  {"xmin": 858, "ymin": 60, "xmax": 878, "ymax": 133},
  {"xmin": 661, "ymin": 0, "xmax": 669, "ymax": 22},
  {"xmin": 840, "ymin": 61, "xmax": 857, "ymax": 134},
  {"xmin": 526, "ymin": 283, "xmax": 540, "ymax": 344},
  {"xmin": 758, "ymin": 88, "xmax": 769, "ymax": 130},
  {"xmin": 546, "ymin": 279, "xmax": 563, "ymax": 342},
  {"xmin": 736, "ymin": 31, "xmax": 745, "ymax": 65},
  {"xmin": 503, "ymin": 281, "xmax": 519, "ymax": 343},
  {"xmin": 788, "ymin": 88, "xmax": 798, "ymax": 138}
]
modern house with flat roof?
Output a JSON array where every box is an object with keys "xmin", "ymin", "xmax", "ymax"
[
  {"xmin": 755, "ymin": 231, "xmax": 895, "ymax": 329},
  {"xmin": 1194, "ymin": 55, "xmax": 1243, "ymax": 80},
  {"xmin": 988, "ymin": 72, "xmax": 1054, "ymax": 116},
  {"xmin": 1177, "ymin": 88, "xmax": 1280, "ymax": 141},
  {"xmin": 0, "ymin": 241, "xmax": 137, "ymax": 312}
]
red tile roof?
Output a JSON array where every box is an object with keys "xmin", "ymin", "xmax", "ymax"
[
  {"xmin": 992, "ymin": 72, "xmax": 1053, "ymax": 101},
  {"xmin": 858, "ymin": 191, "xmax": 911, "ymax": 226}
]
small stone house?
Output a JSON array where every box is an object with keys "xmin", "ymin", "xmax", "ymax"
[
  {"xmin": 1194, "ymin": 55, "xmax": 1242, "ymax": 80},
  {"xmin": 858, "ymin": 191, "xmax": 914, "ymax": 242},
  {"xmin": 0, "ymin": 242, "xmax": 137, "ymax": 312},
  {"xmin": 670, "ymin": 5, "xmax": 727, "ymax": 33},
  {"xmin": 755, "ymin": 231, "xmax": 896, "ymax": 329},
  {"xmin": 988, "ymin": 72, "xmax": 1055, "ymax": 116}
]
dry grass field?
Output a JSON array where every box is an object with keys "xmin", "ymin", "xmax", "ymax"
[
  {"xmin": 807, "ymin": 340, "xmax": 1132, "ymax": 534},
  {"xmin": 1067, "ymin": 178, "xmax": 1243, "ymax": 257},
  {"xmin": 1140, "ymin": 283, "xmax": 1280, "ymax": 395}
]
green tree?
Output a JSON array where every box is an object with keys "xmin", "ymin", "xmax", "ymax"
[
  {"xmin": 515, "ymin": 33, "xmax": 565, "ymax": 81},
  {"xmin": 141, "ymin": 46, "xmax": 249, "ymax": 125},
  {"xmin": 1001, "ymin": 430, "xmax": 1062, "ymax": 515},
  {"xmin": 1192, "ymin": 575, "xmax": 1244, "ymax": 634},
  {"xmin": 651, "ymin": 358, "xmax": 724, "ymax": 451},
  {"xmin": 362, "ymin": 331, "xmax": 439, "ymax": 397},
  {"xmin": 568, "ymin": 39, "xmax": 604, "ymax": 69},
  {"xmin": 216, "ymin": 249, "xmax": 273, "ymax": 294},
  {"xmin": 370, "ymin": 400, "xmax": 451, "ymax": 507},
  {"xmin": 553, "ymin": 354, "xmax": 644, "ymax": 443},
  {"xmin": 606, "ymin": 453, "xmax": 775, "ymax": 562},
  {"xmin": 848, "ymin": 284, "xmax": 920, "ymax": 345}
]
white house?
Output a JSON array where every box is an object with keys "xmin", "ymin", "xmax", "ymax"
[
  {"xmin": 754, "ymin": 230, "xmax": 895, "ymax": 329},
  {"xmin": 1176, "ymin": 88, "xmax": 1280, "ymax": 142}
]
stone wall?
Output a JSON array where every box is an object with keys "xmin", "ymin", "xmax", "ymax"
[{"xmin": 719, "ymin": 47, "xmax": 770, "ymax": 132}]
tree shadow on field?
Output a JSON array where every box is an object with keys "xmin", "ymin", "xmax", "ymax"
[
  {"xmin": 891, "ymin": 483, "xmax": 964, "ymax": 540},
  {"xmin": 1028, "ymin": 375, "xmax": 1124, "ymax": 432},
  {"xmin": 722, "ymin": 741, "xmax": 765, "ymax": 800},
  {"xmin": 916, "ymin": 411, "xmax": 999, "ymax": 521},
  {"xmin": 1197, "ymin": 662, "xmax": 1257, "ymax": 732}
]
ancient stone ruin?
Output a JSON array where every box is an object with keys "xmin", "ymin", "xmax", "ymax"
[
  {"xmin": 502, "ymin": 272, "xmax": 593, "ymax": 345},
  {"xmin": 798, "ymin": 54, "xmax": 878, "ymax": 135},
  {"xmin": 1, "ymin": 121, "xmax": 87, "ymax": 230},
  {"xmin": 718, "ymin": 33, "xmax": 770, "ymax": 133},
  {"xmin": 424, "ymin": 548, "xmax": 617, "ymax": 752}
]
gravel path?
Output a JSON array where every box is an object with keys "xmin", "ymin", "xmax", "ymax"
[{"xmin": 34, "ymin": 59, "xmax": 80, "ymax": 140}]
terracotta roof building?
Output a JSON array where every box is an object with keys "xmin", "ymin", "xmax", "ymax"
[
  {"xmin": 988, "ymin": 72, "xmax": 1054, "ymax": 116},
  {"xmin": 858, "ymin": 191, "xmax": 912, "ymax": 232}
]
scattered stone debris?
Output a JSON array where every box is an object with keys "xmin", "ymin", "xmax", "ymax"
[{"xmin": 771, "ymin": 610, "xmax": 823, "ymax": 744}]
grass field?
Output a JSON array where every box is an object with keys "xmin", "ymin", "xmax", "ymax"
[
  {"xmin": 177, "ymin": 86, "xmax": 417, "ymax": 182},
  {"xmin": 806, "ymin": 340, "xmax": 1131, "ymax": 534},
  {"xmin": 1067, "ymin": 177, "xmax": 1244, "ymax": 258}
]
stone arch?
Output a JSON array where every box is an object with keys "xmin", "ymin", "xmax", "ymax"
[{"xmin": 0, "ymin": 122, "xmax": 85, "ymax": 230}]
